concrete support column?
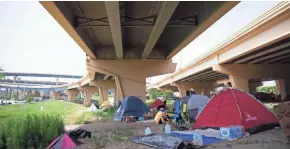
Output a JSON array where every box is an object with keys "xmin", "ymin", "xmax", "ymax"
[
  {"xmin": 80, "ymin": 86, "xmax": 98, "ymax": 107},
  {"xmin": 98, "ymin": 87, "xmax": 108, "ymax": 104},
  {"xmin": 229, "ymin": 74, "xmax": 249, "ymax": 92},
  {"xmin": 173, "ymin": 81, "xmax": 215, "ymax": 97},
  {"xmin": 173, "ymin": 83, "xmax": 189, "ymax": 98},
  {"xmin": 87, "ymin": 59, "xmax": 176, "ymax": 102},
  {"xmin": 35, "ymin": 91, "xmax": 41, "ymax": 97},
  {"xmin": 52, "ymin": 91, "xmax": 61, "ymax": 100},
  {"xmin": 114, "ymin": 89, "xmax": 118, "ymax": 106},
  {"xmin": 275, "ymin": 80, "xmax": 281, "ymax": 95},
  {"xmin": 16, "ymin": 90, "xmax": 19, "ymax": 98},
  {"xmin": 9, "ymin": 89, "xmax": 12, "ymax": 100},
  {"xmin": 249, "ymin": 81, "xmax": 263, "ymax": 94},
  {"xmin": 65, "ymin": 89, "xmax": 79, "ymax": 102},
  {"xmin": 275, "ymin": 79, "xmax": 290, "ymax": 100},
  {"xmin": 27, "ymin": 90, "xmax": 32, "ymax": 94},
  {"xmin": 177, "ymin": 85, "xmax": 187, "ymax": 98}
]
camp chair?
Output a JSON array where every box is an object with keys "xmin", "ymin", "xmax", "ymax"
[
  {"xmin": 161, "ymin": 111, "xmax": 188, "ymax": 131},
  {"xmin": 181, "ymin": 103, "xmax": 189, "ymax": 123}
]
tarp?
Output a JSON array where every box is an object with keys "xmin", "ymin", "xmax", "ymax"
[
  {"xmin": 47, "ymin": 134, "xmax": 77, "ymax": 149},
  {"xmin": 114, "ymin": 96, "xmax": 149, "ymax": 121},
  {"xmin": 194, "ymin": 88, "xmax": 279, "ymax": 130},
  {"xmin": 187, "ymin": 95, "xmax": 209, "ymax": 110},
  {"xmin": 89, "ymin": 103, "xmax": 97, "ymax": 112},
  {"xmin": 131, "ymin": 134, "xmax": 183, "ymax": 149},
  {"xmin": 170, "ymin": 131, "xmax": 225, "ymax": 146}
]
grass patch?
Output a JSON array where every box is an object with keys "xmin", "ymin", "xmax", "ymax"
[
  {"xmin": 95, "ymin": 107, "xmax": 117, "ymax": 122},
  {"xmin": 0, "ymin": 100, "xmax": 94, "ymax": 124},
  {"xmin": 92, "ymin": 133, "xmax": 108, "ymax": 148},
  {"xmin": 110, "ymin": 129, "xmax": 133, "ymax": 142}
]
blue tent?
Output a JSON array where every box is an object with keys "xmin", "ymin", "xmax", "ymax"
[{"xmin": 114, "ymin": 96, "xmax": 149, "ymax": 121}]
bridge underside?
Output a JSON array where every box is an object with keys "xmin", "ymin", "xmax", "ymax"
[
  {"xmin": 41, "ymin": 1, "xmax": 238, "ymax": 104},
  {"xmin": 43, "ymin": 1, "xmax": 237, "ymax": 59}
]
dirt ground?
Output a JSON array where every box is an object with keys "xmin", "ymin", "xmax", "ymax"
[{"xmin": 65, "ymin": 121, "xmax": 290, "ymax": 149}]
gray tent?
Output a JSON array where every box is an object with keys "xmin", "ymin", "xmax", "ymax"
[{"xmin": 187, "ymin": 95, "xmax": 210, "ymax": 121}]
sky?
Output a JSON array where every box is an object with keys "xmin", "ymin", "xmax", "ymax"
[
  {"xmin": 0, "ymin": 1, "xmax": 280, "ymax": 84},
  {"xmin": 0, "ymin": 1, "xmax": 86, "ymax": 76}
]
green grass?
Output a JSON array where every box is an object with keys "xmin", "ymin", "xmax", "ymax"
[{"xmin": 0, "ymin": 100, "xmax": 95, "ymax": 124}]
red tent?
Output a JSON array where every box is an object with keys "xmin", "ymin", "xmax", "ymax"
[
  {"xmin": 150, "ymin": 99, "xmax": 167, "ymax": 110},
  {"xmin": 47, "ymin": 134, "xmax": 77, "ymax": 149},
  {"xmin": 194, "ymin": 89, "xmax": 279, "ymax": 130}
]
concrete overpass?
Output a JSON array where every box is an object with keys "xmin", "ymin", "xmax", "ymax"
[
  {"xmin": 0, "ymin": 79, "xmax": 67, "ymax": 85},
  {"xmin": 0, "ymin": 72, "xmax": 81, "ymax": 100},
  {"xmin": 41, "ymin": 1, "xmax": 238, "ymax": 105},
  {"xmin": 151, "ymin": 2, "xmax": 290, "ymax": 99},
  {"xmin": 0, "ymin": 84, "xmax": 65, "ymax": 91},
  {"xmin": 2, "ymin": 72, "xmax": 82, "ymax": 78}
]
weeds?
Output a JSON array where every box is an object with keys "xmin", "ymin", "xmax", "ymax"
[
  {"xmin": 0, "ymin": 114, "xmax": 64, "ymax": 149},
  {"xmin": 110, "ymin": 129, "xmax": 133, "ymax": 142},
  {"xmin": 92, "ymin": 133, "xmax": 108, "ymax": 148}
]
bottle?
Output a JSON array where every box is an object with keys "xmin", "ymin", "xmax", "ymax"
[
  {"xmin": 145, "ymin": 127, "xmax": 151, "ymax": 135},
  {"xmin": 164, "ymin": 124, "xmax": 171, "ymax": 134},
  {"xmin": 193, "ymin": 133, "xmax": 203, "ymax": 146}
]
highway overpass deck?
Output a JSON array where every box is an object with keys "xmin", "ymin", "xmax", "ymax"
[{"xmin": 151, "ymin": 2, "xmax": 290, "ymax": 97}]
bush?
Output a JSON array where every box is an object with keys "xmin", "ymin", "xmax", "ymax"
[
  {"xmin": 148, "ymin": 88, "xmax": 163, "ymax": 100},
  {"xmin": 256, "ymin": 86, "xmax": 277, "ymax": 94},
  {"xmin": 26, "ymin": 93, "xmax": 34, "ymax": 103},
  {"xmin": 0, "ymin": 114, "xmax": 64, "ymax": 149},
  {"xmin": 162, "ymin": 90, "xmax": 174, "ymax": 100}
]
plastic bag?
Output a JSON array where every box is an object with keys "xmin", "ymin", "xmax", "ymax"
[
  {"xmin": 145, "ymin": 127, "xmax": 152, "ymax": 135},
  {"xmin": 164, "ymin": 124, "xmax": 171, "ymax": 134},
  {"xmin": 193, "ymin": 133, "xmax": 203, "ymax": 146}
]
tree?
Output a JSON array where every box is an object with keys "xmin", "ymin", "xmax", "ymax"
[
  {"xmin": 256, "ymin": 86, "xmax": 277, "ymax": 94},
  {"xmin": 26, "ymin": 93, "xmax": 34, "ymax": 103},
  {"xmin": 148, "ymin": 88, "xmax": 162, "ymax": 100},
  {"xmin": 162, "ymin": 90, "xmax": 174, "ymax": 100},
  {"xmin": 0, "ymin": 67, "xmax": 4, "ymax": 80}
]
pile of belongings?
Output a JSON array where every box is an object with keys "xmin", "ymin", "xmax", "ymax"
[
  {"xmin": 69, "ymin": 129, "xmax": 92, "ymax": 140},
  {"xmin": 123, "ymin": 116, "xmax": 138, "ymax": 123},
  {"xmin": 114, "ymin": 96, "xmax": 149, "ymax": 122},
  {"xmin": 89, "ymin": 103, "xmax": 98, "ymax": 112},
  {"xmin": 99, "ymin": 101, "xmax": 112, "ymax": 109}
]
